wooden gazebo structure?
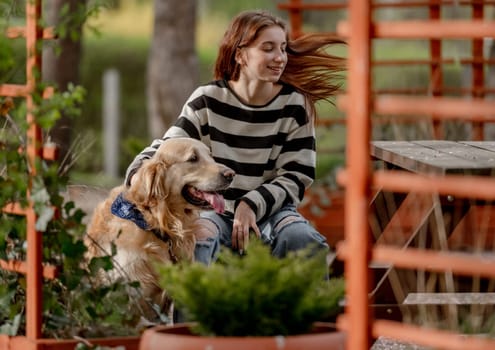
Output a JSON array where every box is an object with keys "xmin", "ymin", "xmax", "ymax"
[
  {"xmin": 2, "ymin": 1, "xmax": 495, "ymax": 349},
  {"xmin": 0, "ymin": 1, "xmax": 139, "ymax": 349},
  {"xmin": 279, "ymin": 0, "xmax": 495, "ymax": 349}
]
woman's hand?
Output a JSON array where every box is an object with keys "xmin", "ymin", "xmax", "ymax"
[{"xmin": 232, "ymin": 201, "xmax": 260, "ymax": 254}]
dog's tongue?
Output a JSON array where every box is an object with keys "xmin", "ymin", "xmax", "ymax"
[{"xmin": 201, "ymin": 192, "xmax": 225, "ymax": 214}]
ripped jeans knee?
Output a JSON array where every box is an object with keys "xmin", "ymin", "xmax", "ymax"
[
  {"xmin": 194, "ymin": 218, "xmax": 220, "ymax": 265},
  {"xmin": 269, "ymin": 210, "xmax": 328, "ymax": 259}
]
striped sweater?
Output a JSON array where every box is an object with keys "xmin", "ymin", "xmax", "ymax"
[{"xmin": 125, "ymin": 79, "xmax": 316, "ymax": 222}]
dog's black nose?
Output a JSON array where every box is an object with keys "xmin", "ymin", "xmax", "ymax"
[{"xmin": 223, "ymin": 168, "xmax": 235, "ymax": 182}]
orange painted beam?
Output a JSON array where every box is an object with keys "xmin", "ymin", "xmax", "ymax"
[
  {"xmin": 373, "ymin": 58, "xmax": 495, "ymax": 66},
  {"xmin": 338, "ymin": 20, "xmax": 495, "ymax": 39},
  {"xmin": 373, "ymin": 319, "xmax": 495, "ymax": 350},
  {"xmin": 286, "ymin": 0, "xmax": 303, "ymax": 39},
  {"xmin": 278, "ymin": 2, "xmax": 346, "ymax": 10},
  {"xmin": 6, "ymin": 26, "xmax": 55, "ymax": 39},
  {"xmin": 337, "ymin": 243, "xmax": 495, "ymax": 279},
  {"xmin": 2, "ymin": 202, "xmax": 28, "ymax": 216},
  {"xmin": 0, "ymin": 84, "xmax": 54, "ymax": 98},
  {"xmin": 2, "ymin": 202, "xmax": 60, "ymax": 219},
  {"xmin": 373, "ymin": 87, "xmax": 495, "ymax": 95},
  {"xmin": 338, "ymin": 95, "xmax": 495, "ymax": 121},
  {"xmin": 0, "ymin": 259, "xmax": 58, "ymax": 280},
  {"xmin": 338, "ymin": 316, "xmax": 495, "ymax": 350},
  {"xmin": 315, "ymin": 118, "xmax": 346, "ymax": 127},
  {"xmin": 338, "ymin": 169, "xmax": 495, "ymax": 201},
  {"xmin": 0, "ymin": 84, "xmax": 31, "ymax": 97},
  {"xmin": 428, "ymin": 3, "xmax": 443, "ymax": 139},
  {"xmin": 279, "ymin": 0, "xmax": 495, "ymax": 10}
]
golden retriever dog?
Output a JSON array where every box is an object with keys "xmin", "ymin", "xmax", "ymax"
[{"xmin": 84, "ymin": 138, "xmax": 234, "ymax": 322}]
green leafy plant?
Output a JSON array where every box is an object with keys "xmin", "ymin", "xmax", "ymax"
[
  {"xmin": 157, "ymin": 239, "xmax": 345, "ymax": 337},
  {"xmin": 0, "ymin": 86, "xmax": 151, "ymax": 338},
  {"xmin": 0, "ymin": 0, "xmax": 166, "ymax": 340}
]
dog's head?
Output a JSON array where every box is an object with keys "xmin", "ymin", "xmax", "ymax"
[{"xmin": 128, "ymin": 138, "xmax": 235, "ymax": 222}]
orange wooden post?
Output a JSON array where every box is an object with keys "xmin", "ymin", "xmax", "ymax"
[
  {"xmin": 24, "ymin": 0, "xmax": 44, "ymax": 341},
  {"xmin": 338, "ymin": 0, "xmax": 373, "ymax": 349},
  {"xmin": 471, "ymin": 2, "xmax": 485, "ymax": 140},
  {"xmin": 429, "ymin": 3, "xmax": 443, "ymax": 139},
  {"xmin": 288, "ymin": 0, "xmax": 303, "ymax": 39}
]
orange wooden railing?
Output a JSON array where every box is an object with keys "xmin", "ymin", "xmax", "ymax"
[
  {"xmin": 279, "ymin": 1, "xmax": 495, "ymax": 349},
  {"xmin": 1, "ymin": 0, "xmax": 57, "ymax": 343},
  {"xmin": 335, "ymin": 1, "xmax": 495, "ymax": 350},
  {"xmin": 0, "ymin": 2, "xmax": 139, "ymax": 350},
  {"xmin": 278, "ymin": 0, "xmax": 495, "ymax": 139},
  {"xmin": 278, "ymin": 1, "xmax": 495, "ymax": 264}
]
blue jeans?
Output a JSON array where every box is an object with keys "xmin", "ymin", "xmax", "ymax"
[{"xmin": 194, "ymin": 204, "xmax": 329, "ymax": 265}]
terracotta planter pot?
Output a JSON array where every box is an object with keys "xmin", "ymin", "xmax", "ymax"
[{"xmin": 139, "ymin": 322, "xmax": 346, "ymax": 350}]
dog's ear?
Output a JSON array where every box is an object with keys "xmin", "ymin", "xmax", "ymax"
[{"xmin": 135, "ymin": 161, "xmax": 169, "ymax": 205}]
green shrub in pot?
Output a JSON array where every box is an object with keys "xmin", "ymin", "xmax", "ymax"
[{"xmin": 156, "ymin": 239, "xmax": 345, "ymax": 337}]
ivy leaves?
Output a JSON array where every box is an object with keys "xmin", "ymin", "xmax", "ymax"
[{"xmin": 0, "ymin": 87, "xmax": 143, "ymax": 338}]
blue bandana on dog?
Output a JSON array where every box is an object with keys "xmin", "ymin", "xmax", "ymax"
[
  {"xmin": 111, "ymin": 192, "xmax": 150, "ymax": 230},
  {"xmin": 111, "ymin": 192, "xmax": 174, "ymax": 261}
]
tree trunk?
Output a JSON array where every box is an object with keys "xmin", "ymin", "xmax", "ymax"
[
  {"xmin": 147, "ymin": 0, "xmax": 199, "ymax": 139},
  {"xmin": 42, "ymin": 0, "xmax": 86, "ymax": 174}
]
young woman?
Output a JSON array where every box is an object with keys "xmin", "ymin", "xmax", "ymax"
[{"xmin": 125, "ymin": 10, "xmax": 346, "ymax": 265}]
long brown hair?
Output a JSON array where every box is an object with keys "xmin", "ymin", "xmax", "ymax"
[{"xmin": 214, "ymin": 10, "xmax": 346, "ymax": 116}]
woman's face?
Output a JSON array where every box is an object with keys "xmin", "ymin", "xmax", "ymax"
[{"xmin": 237, "ymin": 25, "xmax": 287, "ymax": 83}]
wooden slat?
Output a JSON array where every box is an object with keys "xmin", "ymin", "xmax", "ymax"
[
  {"xmin": 338, "ymin": 242, "xmax": 495, "ymax": 278},
  {"xmin": 373, "ymin": 58, "xmax": 495, "ymax": 66},
  {"xmin": 338, "ymin": 20, "xmax": 495, "ymax": 38},
  {"xmin": 0, "ymin": 259, "xmax": 59, "ymax": 279},
  {"xmin": 279, "ymin": 0, "xmax": 495, "ymax": 11},
  {"xmin": 6, "ymin": 26, "xmax": 55, "ymax": 39},
  {"xmin": 371, "ymin": 141, "xmax": 495, "ymax": 175},
  {"xmin": 2, "ymin": 202, "xmax": 28, "ymax": 216},
  {"xmin": 338, "ymin": 316, "xmax": 495, "ymax": 350},
  {"xmin": 404, "ymin": 292, "xmax": 495, "ymax": 305},
  {"xmin": 339, "ymin": 95, "xmax": 495, "ymax": 121},
  {"xmin": 372, "ymin": 336, "xmax": 429, "ymax": 350},
  {"xmin": 373, "ymin": 86, "xmax": 495, "ymax": 95},
  {"xmin": 463, "ymin": 141, "xmax": 495, "ymax": 153},
  {"xmin": 418, "ymin": 140, "xmax": 495, "ymax": 169},
  {"xmin": 338, "ymin": 169, "xmax": 495, "ymax": 200},
  {"xmin": 3, "ymin": 202, "xmax": 59, "ymax": 219},
  {"xmin": 372, "ymin": 319, "xmax": 495, "ymax": 350},
  {"xmin": 0, "ymin": 85, "xmax": 54, "ymax": 98},
  {"xmin": 0, "ymin": 84, "xmax": 31, "ymax": 97},
  {"xmin": 278, "ymin": 2, "xmax": 347, "ymax": 10}
]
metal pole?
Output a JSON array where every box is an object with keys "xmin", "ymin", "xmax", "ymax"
[{"xmin": 103, "ymin": 68, "xmax": 120, "ymax": 179}]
